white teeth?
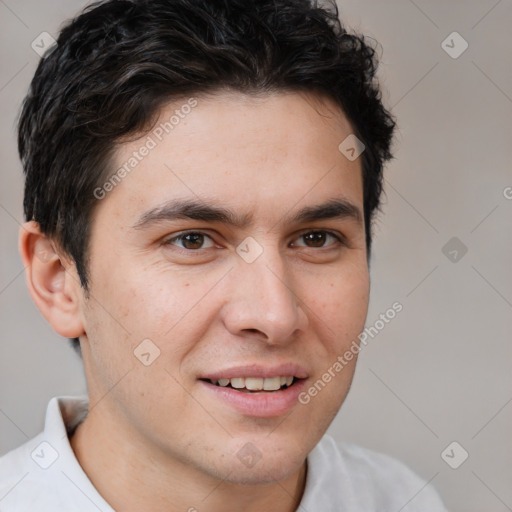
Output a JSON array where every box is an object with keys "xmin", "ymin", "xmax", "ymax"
[
  {"xmin": 245, "ymin": 377, "xmax": 263, "ymax": 390},
  {"xmin": 230, "ymin": 377, "xmax": 245, "ymax": 389},
  {"xmin": 209, "ymin": 376, "xmax": 295, "ymax": 390},
  {"xmin": 263, "ymin": 376, "xmax": 281, "ymax": 391}
]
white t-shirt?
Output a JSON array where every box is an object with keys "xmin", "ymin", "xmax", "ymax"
[{"xmin": 0, "ymin": 396, "xmax": 448, "ymax": 511}]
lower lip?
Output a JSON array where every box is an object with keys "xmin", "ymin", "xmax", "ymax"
[{"xmin": 199, "ymin": 379, "xmax": 306, "ymax": 418}]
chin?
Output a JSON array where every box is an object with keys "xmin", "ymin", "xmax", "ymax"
[
  {"xmin": 222, "ymin": 437, "xmax": 308, "ymax": 485},
  {"xmin": 224, "ymin": 457, "xmax": 304, "ymax": 486}
]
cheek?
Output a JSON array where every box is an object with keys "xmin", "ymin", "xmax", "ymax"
[
  {"xmin": 314, "ymin": 264, "xmax": 370, "ymax": 349},
  {"xmin": 88, "ymin": 261, "xmax": 221, "ymax": 355}
]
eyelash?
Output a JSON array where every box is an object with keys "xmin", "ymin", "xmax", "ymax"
[{"xmin": 163, "ymin": 230, "xmax": 346, "ymax": 252}]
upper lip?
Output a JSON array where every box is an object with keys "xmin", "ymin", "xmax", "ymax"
[{"xmin": 200, "ymin": 363, "xmax": 309, "ymax": 381}]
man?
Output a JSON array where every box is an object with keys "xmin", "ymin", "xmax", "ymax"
[{"xmin": 0, "ymin": 0, "xmax": 448, "ymax": 510}]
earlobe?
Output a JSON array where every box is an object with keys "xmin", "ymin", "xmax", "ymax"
[{"xmin": 19, "ymin": 221, "xmax": 85, "ymax": 339}]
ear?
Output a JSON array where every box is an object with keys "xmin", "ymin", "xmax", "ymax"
[{"xmin": 19, "ymin": 221, "xmax": 85, "ymax": 339}]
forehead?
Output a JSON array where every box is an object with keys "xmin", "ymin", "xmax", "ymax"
[{"xmin": 98, "ymin": 90, "xmax": 364, "ymax": 228}]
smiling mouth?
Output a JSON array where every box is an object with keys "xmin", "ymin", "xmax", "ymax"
[{"xmin": 202, "ymin": 376, "xmax": 299, "ymax": 393}]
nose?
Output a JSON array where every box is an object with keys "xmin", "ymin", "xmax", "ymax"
[{"xmin": 221, "ymin": 248, "xmax": 309, "ymax": 345}]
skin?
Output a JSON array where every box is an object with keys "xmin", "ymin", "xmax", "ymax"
[{"xmin": 20, "ymin": 90, "xmax": 370, "ymax": 512}]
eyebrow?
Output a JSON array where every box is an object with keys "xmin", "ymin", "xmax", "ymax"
[{"xmin": 131, "ymin": 197, "xmax": 362, "ymax": 230}]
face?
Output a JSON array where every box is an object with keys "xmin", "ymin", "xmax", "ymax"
[{"xmin": 78, "ymin": 90, "xmax": 369, "ymax": 485}]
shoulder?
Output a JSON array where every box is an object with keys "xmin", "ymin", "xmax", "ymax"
[
  {"xmin": 305, "ymin": 435, "xmax": 449, "ymax": 511},
  {"xmin": 0, "ymin": 431, "xmax": 41, "ymax": 478},
  {"xmin": 0, "ymin": 396, "xmax": 112, "ymax": 512},
  {"xmin": 0, "ymin": 433, "xmax": 47, "ymax": 509}
]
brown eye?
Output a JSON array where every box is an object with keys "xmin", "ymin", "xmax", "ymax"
[
  {"xmin": 292, "ymin": 231, "xmax": 343, "ymax": 248},
  {"xmin": 165, "ymin": 232, "xmax": 214, "ymax": 250},
  {"xmin": 303, "ymin": 232, "xmax": 327, "ymax": 247}
]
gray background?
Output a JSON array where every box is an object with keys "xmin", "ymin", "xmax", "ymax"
[{"xmin": 1, "ymin": 1, "xmax": 511, "ymax": 511}]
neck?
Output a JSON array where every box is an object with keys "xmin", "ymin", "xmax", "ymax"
[{"xmin": 69, "ymin": 401, "xmax": 307, "ymax": 512}]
